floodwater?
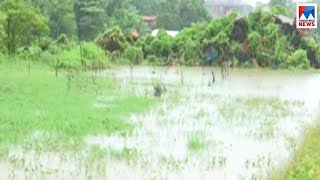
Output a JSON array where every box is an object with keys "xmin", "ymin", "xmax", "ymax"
[{"xmin": 1, "ymin": 66, "xmax": 320, "ymax": 180}]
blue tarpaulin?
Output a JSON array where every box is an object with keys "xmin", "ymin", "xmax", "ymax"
[{"xmin": 203, "ymin": 47, "xmax": 219, "ymax": 65}]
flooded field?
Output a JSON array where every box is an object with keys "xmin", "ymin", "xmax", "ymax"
[{"xmin": 1, "ymin": 66, "xmax": 320, "ymax": 180}]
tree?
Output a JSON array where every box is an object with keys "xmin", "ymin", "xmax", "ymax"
[
  {"xmin": 178, "ymin": 0, "xmax": 210, "ymax": 28},
  {"xmin": 102, "ymin": 0, "xmax": 146, "ymax": 35},
  {"xmin": 108, "ymin": 8, "xmax": 146, "ymax": 35},
  {"xmin": 44, "ymin": 0, "xmax": 77, "ymax": 38},
  {"xmin": 25, "ymin": 0, "xmax": 77, "ymax": 38},
  {"xmin": 74, "ymin": 0, "xmax": 105, "ymax": 41},
  {"xmin": 269, "ymin": 0, "xmax": 287, "ymax": 7},
  {"xmin": 132, "ymin": 0, "xmax": 159, "ymax": 16},
  {"xmin": 0, "ymin": 0, "xmax": 49, "ymax": 54},
  {"xmin": 133, "ymin": 0, "xmax": 210, "ymax": 30}
]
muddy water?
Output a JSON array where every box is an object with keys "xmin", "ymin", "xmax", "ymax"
[
  {"xmin": 2, "ymin": 66, "xmax": 320, "ymax": 180},
  {"xmin": 109, "ymin": 66, "xmax": 320, "ymax": 107}
]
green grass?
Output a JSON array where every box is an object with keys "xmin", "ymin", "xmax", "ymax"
[
  {"xmin": 272, "ymin": 123, "xmax": 320, "ymax": 180},
  {"xmin": 188, "ymin": 133, "xmax": 206, "ymax": 152},
  {"xmin": 0, "ymin": 62, "xmax": 156, "ymax": 156}
]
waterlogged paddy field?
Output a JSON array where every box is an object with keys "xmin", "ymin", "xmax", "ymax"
[{"xmin": 1, "ymin": 65, "xmax": 320, "ymax": 180}]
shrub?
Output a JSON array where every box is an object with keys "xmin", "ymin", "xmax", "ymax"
[
  {"xmin": 302, "ymin": 37, "xmax": 318, "ymax": 51},
  {"xmin": 82, "ymin": 42, "xmax": 109, "ymax": 69},
  {"xmin": 141, "ymin": 34, "xmax": 155, "ymax": 59},
  {"xmin": 59, "ymin": 42, "xmax": 108, "ymax": 69},
  {"xmin": 124, "ymin": 46, "xmax": 143, "ymax": 65},
  {"xmin": 39, "ymin": 51, "xmax": 56, "ymax": 65},
  {"xmin": 204, "ymin": 14, "xmax": 236, "ymax": 38},
  {"xmin": 271, "ymin": 5, "xmax": 289, "ymax": 16},
  {"xmin": 288, "ymin": 157, "xmax": 316, "ymax": 180},
  {"xmin": 59, "ymin": 46, "xmax": 81, "ymax": 69},
  {"xmin": 230, "ymin": 41, "xmax": 250, "ymax": 65},
  {"xmin": 146, "ymin": 55, "xmax": 161, "ymax": 65},
  {"xmin": 17, "ymin": 46, "xmax": 42, "ymax": 61},
  {"xmin": 149, "ymin": 30, "xmax": 173, "ymax": 62},
  {"xmin": 96, "ymin": 26, "xmax": 126, "ymax": 53},
  {"xmin": 179, "ymin": 39, "xmax": 201, "ymax": 65},
  {"xmin": 106, "ymin": 50, "xmax": 123, "ymax": 63},
  {"xmin": 248, "ymin": 8, "xmax": 275, "ymax": 33},
  {"xmin": 274, "ymin": 36, "xmax": 289, "ymax": 68},
  {"xmin": 274, "ymin": 123, "xmax": 320, "ymax": 180},
  {"xmin": 301, "ymin": 37, "xmax": 320, "ymax": 68},
  {"xmin": 38, "ymin": 37, "xmax": 53, "ymax": 51},
  {"xmin": 285, "ymin": 49, "xmax": 310, "ymax": 70}
]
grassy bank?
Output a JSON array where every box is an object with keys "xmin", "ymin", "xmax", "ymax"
[
  {"xmin": 272, "ymin": 122, "xmax": 320, "ymax": 180},
  {"xmin": 0, "ymin": 62, "xmax": 155, "ymax": 156}
]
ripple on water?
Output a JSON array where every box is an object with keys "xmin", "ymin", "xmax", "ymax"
[{"xmin": 4, "ymin": 67, "xmax": 320, "ymax": 179}]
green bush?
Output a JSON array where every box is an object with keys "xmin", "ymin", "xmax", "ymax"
[
  {"xmin": 302, "ymin": 37, "xmax": 319, "ymax": 52},
  {"xmin": 82, "ymin": 42, "xmax": 109, "ymax": 69},
  {"xmin": 288, "ymin": 157, "xmax": 316, "ymax": 180},
  {"xmin": 179, "ymin": 39, "xmax": 201, "ymax": 65},
  {"xmin": 124, "ymin": 46, "xmax": 143, "ymax": 65},
  {"xmin": 141, "ymin": 34, "xmax": 155, "ymax": 59},
  {"xmin": 271, "ymin": 5, "xmax": 289, "ymax": 16},
  {"xmin": 273, "ymin": 123, "xmax": 320, "ymax": 180},
  {"xmin": 150, "ymin": 39, "xmax": 171, "ymax": 58},
  {"xmin": 106, "ymin": 50, "xmax": 123, "ymax": 63},
  {"xmin": 96, "ymin": 26, "xmax": 126, "ymax": 53},
  {"xmin": 230, "ymin": 41, "xmax": 250, "ymax": 65},
  {"xmin": 248, "ymin": 8, "xmax": 275, "ymax": 33},
  {"xmin": 274, "ymin": 36, "xmax": 289, "ymax": 68},
  {"xmin": 39, "ymin": 51, "xmax": 56, "ymax": 65},
  {"xmin": 149, "ymin": 29, "xmax": 173, "ymax": 62},
  {"xmin": 59, "ymin": 45, "xmax": 81, "ymax": 69},
  {"xmin": 301, "ymin": 37, "xmax": 320, "ymax": 68},
  {"xmin": 38, "ymin": 37, "xmax": 53, "ymax": 51},
  {"xmin": 59, "ymin": 42, "xmax": 108, "ymax": 69},
  {"xmin": 174, "ymin": 23, "xmax": 206, "ymax": 65},
  {"xmin": 285, "ymin": 49, "xmax": 310, "ymax": 70},
  {"xmin": 146, "ymin": 55, "xmax": 161, "ymax": 65},
  {"xmin": 17, "ymin": 46, "xmax": 42, "ymax": 61},
  {"xmin": 204, "ymin": 14, "xmax": 236, "ymax": 38}
]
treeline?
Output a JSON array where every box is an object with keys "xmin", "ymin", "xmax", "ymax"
[
  {"xmin": 135, "ymin": 8, "xmax": 320, "ymax": 69},
  {"xmin": 0, "ymin": 0, "xmax": 319, "ymax": 70},
  {"xmin": 28, "ymin": 0, "xmax": 209, "ymax": 40},
  {"xmin": 0, "ymin": 0, "xmax": 210, "ymax": 51},
  {"xmin": 0, "ymin": 0, "xmax": 210, "ymax": 68}
]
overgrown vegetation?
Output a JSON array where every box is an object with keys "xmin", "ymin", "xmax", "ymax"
[
  {"xmin": 273, "ymin": 123, "xmax": 320, "ymax": 180},
  {"xmin": 0, "ymin": 0, "xmax": 318, "ymax": 69}
]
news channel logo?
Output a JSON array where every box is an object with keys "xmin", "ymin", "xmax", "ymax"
[{"xmin": 296, "ymin": 3, "xmax": 317, "ymax": 29}]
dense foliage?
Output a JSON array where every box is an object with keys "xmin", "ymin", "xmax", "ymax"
[
  {"xmin": 132, "ymin": 0, "xmax": 210, "ymax": 30},
  {"xmin": 272, "ymin": 122, "xmax": 320, "ymax": 180},
  {"xmin": 0, "ymin": 0, "xmax": 318, "ymax": 70}
]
